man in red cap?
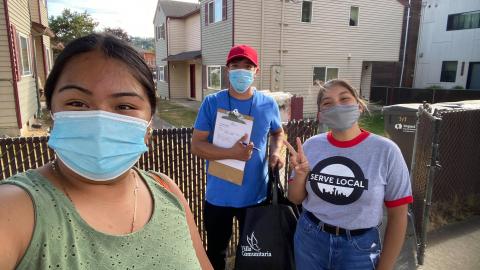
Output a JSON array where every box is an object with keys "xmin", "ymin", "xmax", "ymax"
[{"xmin": 191, "ymin": 44, "xmax": 285, "ymax": 269}]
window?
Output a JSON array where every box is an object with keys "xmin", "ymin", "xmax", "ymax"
[
  {"xmin": 440, "ymin": 61, "xmax": 457, "ymax": 82},
  {"xmin": 207, "ymin": 66, "xmax": 222, "ymax": 89},
  {"xmin": 313, "ymin": 67, "xmax": 339, "ymax": 85},
  {"xmin": 160, "ymin": 24, "xmax": 165, "ymax": 39},
  {"xmin": 158, "ymin": 66, "xmax": 165, "ymax": 81},
  {"xmin": 208, "ymin": 2, "xmax": 214, "ymax": 24},
  {"xmin": 207, "ymin": 0, "xmax": 226, "ymax": 25},
  {"xmin": 214, "ymin": 0, "xmax": 222, "ymax": 22},
  {"xmin": 350, "ymin": 6, "xmax": 359, "ymax": 26},
  {"xmin": 18, "ymin": 34, "xmax": 32, "ymax": 76},
  {"xmin": 156, "ymin": 25, "xmax": 165, "ymax": 40},
  {"xmin": 301, "ymin": 1, "xmax": 312, "ymax": 23},
  {"xmin": 447, "ymin": 10, "xmax": 480, "ymax": 31}
]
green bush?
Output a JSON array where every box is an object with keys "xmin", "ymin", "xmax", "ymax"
[{"xmin": 426, "ymin": 85, "xmax": 443, "ymax": 90}]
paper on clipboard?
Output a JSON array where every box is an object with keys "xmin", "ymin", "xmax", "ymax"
[{"xmin": 208, "ymin": 109, "xmax": 254, "ymax": 185}]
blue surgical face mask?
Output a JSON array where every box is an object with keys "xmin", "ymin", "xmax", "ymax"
[
  {"xmin": 229, "ymin": 69, "xmax": 254, "ymax": 93},
  {"xmin": 48, "ymin": 110, "xmax": 149, "ymax": 181},
  {"xmin": 319, "ymin": 104, "xmax": 361, "ymax": 131}
]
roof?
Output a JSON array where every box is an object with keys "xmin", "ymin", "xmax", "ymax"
[
  {"xmin": 162, "ymin": 50, "xmax": 202, "ymax": 61},
  {"xmin": 31, "ymin": 22, "xmax": 55, "ymax": 38},
  {"xmin": 158, "ymin": 0, "xmax": 200, "ymax": 18}
]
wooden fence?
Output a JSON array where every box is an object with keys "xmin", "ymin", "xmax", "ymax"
[{"xmin": 0, "ymin": 120, "xmax": 319, "ymax": 254}]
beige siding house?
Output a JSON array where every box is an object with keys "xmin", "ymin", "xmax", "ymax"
[
  {"xmin": 201, "ymin": 0, "xmax": 407, "ymax": 116},
  {"xmin": 154, "ymin": 0, "xmax": 202, "ymax": 101},
  {"xmin": 0, "ymin": 0, "xmax": 53, "ymax": 136}
]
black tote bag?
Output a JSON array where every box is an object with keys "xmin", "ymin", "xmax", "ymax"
[{"xmin": 235, "ymin": 167, "xmax": 298, "ymax": 270}]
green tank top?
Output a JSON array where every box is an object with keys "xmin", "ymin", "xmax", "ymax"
[{"xmin": 1, "ymin": 169, "xmax": 201, "ymax": 270}]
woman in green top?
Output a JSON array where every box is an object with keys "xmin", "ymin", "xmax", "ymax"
[{"xmin": 0, "ymin": 33, "xmax": 212, "ymax": 270}]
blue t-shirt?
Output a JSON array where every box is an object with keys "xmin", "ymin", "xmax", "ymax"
[{"xmin": 194, "ymin": 89, "xmax": 282, "ymax": 207}]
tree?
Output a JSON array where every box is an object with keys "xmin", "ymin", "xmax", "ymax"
[
  {"xmin": 49, "ymin": 9, "xmax": 98, "ymax": 48},
  {"xmin": 103, "ymin": 27, "xmax": 131, "ymax": 42},
  {"xmin": 130, "ymin": 37, "xmax": 155, "ymax": 52}
]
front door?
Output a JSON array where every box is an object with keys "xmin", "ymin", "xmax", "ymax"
[
  {"xmin": 190, "ymin": 64, "xmax": 196, "ymax": 99},
  {"xmin": 467, "ymin": 62, "xmax": 480, "ymax": 89}
]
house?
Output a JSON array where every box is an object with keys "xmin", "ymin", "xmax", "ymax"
[
  {"xmin": 371, "ymin": 0, "xmax": 422, "ymax": 88},
  {"xmin": 0, "ymin": 0, "xmax": 54, "ymax": 136},
  {"xmin": 136, "ymin": 47, "xmax": 156, "ymax": 73},
  {"xmin": 200, "ymin": 0, "xmax": 408, "ymax": 116},
  {"xmin": 154, "ymin": 0, "xmax": 202, "ymax": 101},
  {"xmin": 413, "ymin": 0, "xmax": 480, "ymax": 89}
]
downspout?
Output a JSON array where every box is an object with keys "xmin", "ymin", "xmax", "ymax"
[
  {"xmin": 260, "ymin": 0, "xmax": 264, "ymax": 89},
  {"xmin": 30, "ymin": 37, "xmax": 41, "ymax": 117},
  {"xmin": 29, "ymin": 0, "xmax": 42, "ymax": 117},
  {"xmin": 280, "ymin": 0, "xmax": 285, "ymax": 67},
  {"xmin": 166, "ymin": 17, "xmax": 171, "ymax": 99},
  {"xmin": 413, "ymin": 1, "xmax": 426, "ymax": 88},
  {"xmin": 38, "ymin": 0, "xmax": 48, "ymax": 78},
  {"xmin": 3, "ymin": 0, "xmax": 23, "ymax": 129},
  {"xmin": 232, "ymin": 0, "xmax": 235, "ymax": 46},
  {"xmin": 399, "ymin": 0, "xmax": 411, "ymax": 87}
]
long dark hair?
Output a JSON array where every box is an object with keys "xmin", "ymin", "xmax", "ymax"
[{"xmin": 44, "ymin": 33, "xmax": 156, "ymax": 115}]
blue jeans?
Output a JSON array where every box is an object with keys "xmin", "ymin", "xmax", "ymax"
[{"xmin": 294, "ymin": 212, "xmax": 382, "ymax": 270}]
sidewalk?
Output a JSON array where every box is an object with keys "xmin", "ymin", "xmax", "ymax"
[
  {"xmin": 419, "ymin": 216, "xmax": 480, "ymax": 270},
  {"xmin": 169, "ymin": 98, "xmax": 201, "ymax": 111},
  {"xmin": 152, "ymin": 113, "xmax": 175, "ymax": 129},
  {"xmin": 383, "ymin": 213, "xmax": 480, "ymax": 270}
]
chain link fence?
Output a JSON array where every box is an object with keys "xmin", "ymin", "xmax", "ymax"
[{"xmin": 410, "ymin": 105, "xmax": 480, "ymax": 265}]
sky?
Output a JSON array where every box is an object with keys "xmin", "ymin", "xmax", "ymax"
[{"xmin": 47, "ymin": 0, "xmax": 198, "ymax": 38}]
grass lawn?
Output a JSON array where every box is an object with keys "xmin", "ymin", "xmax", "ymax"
[
  {"xmin": 156, "ymin": 99, "xmax": 198, "ymax": 127},
  {"xmin": 156, "ymin": 98, "xmax": 385, "ymax": 136},
  {"xmin": 359, "ymin": 112, "xmax": 385, "ymax": 136}
]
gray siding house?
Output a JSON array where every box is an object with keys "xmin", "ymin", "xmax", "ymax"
[
  {"xmin": 200, "ymin": 0, "xmax": 407, "ymax": 116},
  {"xmin": 154, "ymin": 0, "xmax": 202, "ymax": 101}
]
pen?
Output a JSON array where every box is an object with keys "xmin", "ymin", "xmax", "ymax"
[{"xmin": 240, "ymin": 142, "xmax": 261, "ymax": 151}]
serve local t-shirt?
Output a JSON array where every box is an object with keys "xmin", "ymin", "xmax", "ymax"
[{"xmin": 298, "ymin": 130, "xmax": 413, "ymax": 230}]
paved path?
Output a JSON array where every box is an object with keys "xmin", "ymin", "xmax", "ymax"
[
  {"xmin": 390, "ymin": 214, "xmax": 480, "ymax": 270},
  {"xmin": 169, "ymin": 98, "xmax": 201, "ymax": 111},
  {"xmin": 152, "ymin": 114, "xmax": 174, "ymax": 129},
  {"xmin": 419, "ymin": 216, "xmax": 480, "ymax": 270}
]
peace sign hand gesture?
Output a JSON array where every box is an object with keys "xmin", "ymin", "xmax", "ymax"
[{"xmin": 284, "ymin": 137, "xmax": 310, "ymax": 177}]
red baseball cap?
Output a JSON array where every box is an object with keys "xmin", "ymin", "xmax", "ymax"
[{"xmin": 226, "ymin": 44, "xmax": 258, "ymax": 67}]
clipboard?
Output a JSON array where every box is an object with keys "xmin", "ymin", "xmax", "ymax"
[{"xmin": 208, "ymin": 109, "xmax": 254, "ymax": 185}]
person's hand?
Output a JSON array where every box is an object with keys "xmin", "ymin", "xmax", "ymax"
[
  {"xmin": 229, "ymin": 134, "xmax": 254, "ymax": 161},
  {"xmin": 284, "ymin": 137, "xmax": 309, "ymax": 177},
  {"xmin": 269, "ymin": 153, "xmax": 285, "ymax": 169}
]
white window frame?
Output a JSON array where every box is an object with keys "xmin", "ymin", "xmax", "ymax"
[
  {"xmin": 312, "ymin": 66, "xmax": 340, "ymax": 85},
  {"xmin": 18, "ymin": 33, "xmax": 32, "ymax": 76},
  {"xmin": 301, "ymin": 1, "xmax": 313, "ymax": 23},
  {"xmin": 349, "ymin": 6, "xmax": 359, "ymax": 27},
  {"xmin": 207, "ymin": 65, "xmax": 222, "ymax": 90},
  {"xmin": 208, "ymin": 0, "xmax": 224, "ymax": 24},
  {"xmin": 158, "ymin": 66, "xmax": 165, "ymax": 82}
]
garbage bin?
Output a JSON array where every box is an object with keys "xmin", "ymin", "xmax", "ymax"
[
  {"xmin": 382, "ymin": 104, "xmax": 422, "ymax": 170},
  {"xmin": 259, "ymin": 90, "xmax": 293, "ymax": 122}
]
